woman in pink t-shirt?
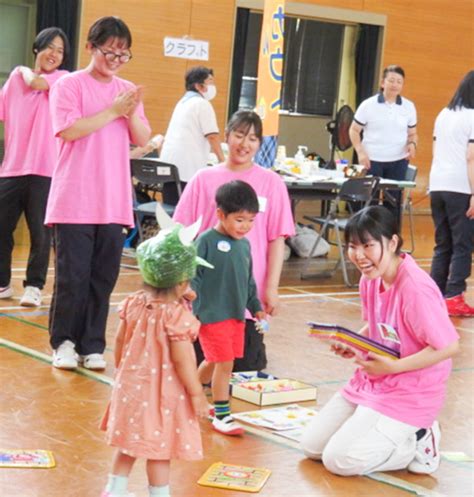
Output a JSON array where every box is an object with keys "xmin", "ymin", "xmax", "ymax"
[
  {"xmin": 0, "ymin": 27, "xmax": 69, "ymax": 307},
  {"xmin": 47, "ymin": 17, "xmax": 150, "ymax": 371},
  {"xmin": 173, "ymin": 110, "xmax": 294, "ymax": 371},
  {"xmin": 301, "ymin": 206, "xmax": 459, "ymax": 476}
]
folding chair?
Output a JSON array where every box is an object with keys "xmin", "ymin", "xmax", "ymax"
[
  {"xmin": 301, "ymin": 176, "xmax": 380, "ymax": 287},
  {"xmin": 403, "ymin": 164, "xmax": 417, "ymax": 254},
  {"xmin": 131, "ymin": 158, "xmax": 182, "ymax": 243}
]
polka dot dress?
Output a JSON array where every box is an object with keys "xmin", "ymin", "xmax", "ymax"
[{"xmin": 100, "ymin": 291, "xmax": 203, "ymax": 460}]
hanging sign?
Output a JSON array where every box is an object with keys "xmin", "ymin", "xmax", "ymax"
[{"xmin": 163, "ymin": 37, "xmax": 209, "ymax": 61}]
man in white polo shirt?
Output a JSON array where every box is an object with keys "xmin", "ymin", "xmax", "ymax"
[
  {"xmin": 160, "ymin": 66, "xmax": 225, "ymax": 204},
  {"xmin": 349, "ymin": 65, "xmax": 417, "ymax": 227}
]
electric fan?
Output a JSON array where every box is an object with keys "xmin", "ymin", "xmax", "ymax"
[{"xmin": 323, "ymin": 105, "xmax": 354, "ymax": 169}]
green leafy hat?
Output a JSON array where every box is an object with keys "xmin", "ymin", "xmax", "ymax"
[{"xmin": 136, "ymin": 206, "xmax": 213, "ymax": 288}]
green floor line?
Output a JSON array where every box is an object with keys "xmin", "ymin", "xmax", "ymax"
[
  {"xmin": 1, "ymin": 313, "xmax": 48, "ymax": 330},
  {"xmin": 0, "ymin": 338, "xmax": 113, "ymax": 386}
]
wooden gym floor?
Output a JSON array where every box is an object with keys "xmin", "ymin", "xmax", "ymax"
[{"xmin": 0, "ymin": 214, "xmax": 472, "ymax": 497}]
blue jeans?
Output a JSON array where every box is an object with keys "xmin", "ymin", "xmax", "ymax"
[
  {"xmin": 369, "ymin": 159, "xmax": 409, "ymax": 228},
  {"xmin": 430, "ymin": 191, "xmax": 474, "ymax": 298}
]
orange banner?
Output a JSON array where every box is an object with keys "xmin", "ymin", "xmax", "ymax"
[{"xmin": 256, "ymin": 0, "xmax": 285, "ymax": 136}]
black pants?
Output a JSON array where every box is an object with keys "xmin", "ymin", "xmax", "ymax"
[
  {"xmin": 49, "ymin": 224, "xmax": 126, "ymax": 355},
  {"xmin": 162, "ymin": 181, "xmax": 187, "ymax": 206},
  {"xmin": 430, "ymin": 191, "xmax": 474, "ymax": 298},
  {"xmin": 369, "ymin": 159, "xmax": 408, "ymax": 229},
  {"xmin": 0, "ymin": 175, "xmax": 52, "ymax": 289},
  {"xmin": 194, "ymin": 319, "xmax": 267, "ymax": 372}
]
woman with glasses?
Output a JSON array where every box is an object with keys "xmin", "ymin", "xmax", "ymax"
[
  {"xmin": 46, "ymin": 16, "xmax": 150, "ymax": 371},
  {"xmin": 0, "ymin": 27, "xmax": 69, "ymax": 307}
]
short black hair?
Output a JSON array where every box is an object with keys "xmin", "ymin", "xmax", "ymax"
[
  {"xmin": 344, "ymin": 206, "xmax": 403, "ymax": 254},
  {"xmin": 33, "ymin": 27, "xmax": 70, "ymax": 69},
  {"xmin": 225, "ymin": 110, "xmax": 263, "ymax": 143},
  {"xmin": 185, "ymin": 66, "xmax": 213, "ymax": 91},
  {"xmin": 87, "ymin": 16, "xmax": 132, "ymax": 49},
  {"xmin": 447, "ymin": 70, "xmax": 474, "ymax": 110},
  {"xmin": 215, "ymin": 180, "xmax": 259, "ymax": 215},
  {"xmin": 382, "ymin": 65, "xmax": 405, "ymax": 80}
]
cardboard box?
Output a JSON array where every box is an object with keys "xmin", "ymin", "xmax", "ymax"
[{"xmin": 232, "ymin": 379, "xmax": 317, "ymax": 406}]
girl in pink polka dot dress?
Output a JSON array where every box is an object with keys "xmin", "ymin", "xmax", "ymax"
[{"xmin": 100, "ymin": 221, "xmax": 212, "ymax": 497}]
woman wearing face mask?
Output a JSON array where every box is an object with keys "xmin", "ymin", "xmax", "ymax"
[
  {"xmin": 160, "ymin": 66, "xmax": 225, "ymax": 205},
  {"xmin": 46, "ymin": 16, "xmax": 150, "ymax": 371},
  {"xmin": 349, "ymin": 65, "xmax": 417, "ymax": 228},
  {"xmin": 0, "ymin": 27, "xmax": 69, "ymax": 307}
]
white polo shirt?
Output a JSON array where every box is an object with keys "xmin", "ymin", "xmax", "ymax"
[
  {"xmin": 160, "ymin": 92, "xmax": 219, "ymax": 182},
  {"xmin": 429, "ymin": 106, "xmax": 474, "ymax": 194},
  {"xmin": 354, "ymin": 93, "xmax": 417, "ymax": 162}
]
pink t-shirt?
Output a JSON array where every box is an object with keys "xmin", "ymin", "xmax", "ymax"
[
  {"xmin": 45, "ymin": 70, "xmax": 150, "ymax": 226},
  {"xmin": 0, "ymin": 67, "xmax": 67, "ymax": 178},
  {"xmin": 173, "ymin": 163, "xmax": 295, "ymax": 299},
  {"xmin": 341, "ymin": 254, "xmax": 459, "ymax": 428}
]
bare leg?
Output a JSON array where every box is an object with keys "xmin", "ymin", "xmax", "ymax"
[
  {"xmin": 146, "ymin": 459, "xmax": 171, "ymax": 487},
  {"xmin": 111, "ymin": 450, "xmax": 136, "ymax": 476},
  {"xmin": 212, "ymin": 361, "xmax": 233, "ymax": 401},
  {"xmin": 197, "ymin": 360, "xmax": 215, "ymax": 385}
]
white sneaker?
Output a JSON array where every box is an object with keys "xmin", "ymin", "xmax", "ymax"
[
  {"xmin": 212, "ymin": 415, "xmax": 244, "ymax": 436},
  {"xmin": 408, "ymin": 421, "xmax": 441, "ymax": 474},
  {"xmin": 80, "ymin": 353, "xmax": 107, "ymax": 370},
  {"xmin": 20, "ymin": 286, "xmax": 42, "ymax": 307},
  {"xmin": 52, "ymin": 340, "xmax": 78, "ymax": 369},
  {"xmin": 0, "ymin": 285, "xmax": 13, "ymax": 299}
]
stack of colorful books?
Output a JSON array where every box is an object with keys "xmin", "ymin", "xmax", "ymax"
[{"xmin": 307, "ymin": 322, "xmax": 400, "ymax": 359}]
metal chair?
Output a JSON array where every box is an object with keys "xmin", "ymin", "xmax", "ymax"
[
  {"xmin": 403, "ymin": 164, "xmax": 417, "ymax": 254},
  {"xmin": 131, "ymin": 158, "xmax": 182, "ymax": 243},
  {"xmin": 301, "ymin": 176, "xmax": 380, "ymax": 286}
]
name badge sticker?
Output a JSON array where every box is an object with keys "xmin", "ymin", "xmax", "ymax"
[
  {"xmin": 217, "ymin": 240, "xmax": 231, "ymax": 253},
  {"xmin": 258, "ymin": 196, "xmax": 267, "ymax": 213}
]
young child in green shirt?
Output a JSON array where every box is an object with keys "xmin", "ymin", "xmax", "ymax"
[{"xmin": 192, "ymin": 180, "xmax": 266, "ymax": 435}]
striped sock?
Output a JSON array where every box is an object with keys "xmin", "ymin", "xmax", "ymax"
[{"xmin": 214, "ymin": 400, "xmax": 231, "ymax": 420}]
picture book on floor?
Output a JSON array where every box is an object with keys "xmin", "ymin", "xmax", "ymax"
[
  {"xmin": 198, "ymin": 462, "xmax": 271, "ymax": 493},
  {"xmin": 233, "ymin": 404, "xmax": 317, "ymax": 431},
  {"xmin": 307, "ymin": 321, "xmax": 400, "ymax": 359},
  {"xmin": 0, "ymin": 449, "xmax": 56, "ymax": 468}
]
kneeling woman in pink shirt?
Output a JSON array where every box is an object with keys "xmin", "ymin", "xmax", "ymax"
[
  {"xmin": 46, "ymin": 16, "xmax": 150, "ymax": 370},
  {"xmin": 301, "ymin": 205, "xmax": 459, "ymax": 476}
]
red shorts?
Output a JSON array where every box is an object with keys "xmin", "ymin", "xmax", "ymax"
[{"xmin": 199, "ymin": 319, "xmax": 245, "ymax": 362}]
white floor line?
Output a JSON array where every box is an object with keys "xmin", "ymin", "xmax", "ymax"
[
  {"xmin": 280, "ymin": 291, "xmax": 359, "ymax": 299},
  {"xmin": 457, "ymin": 326, "xmax": 474, "ymax": 334}
]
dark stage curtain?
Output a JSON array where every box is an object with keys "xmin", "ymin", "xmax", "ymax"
[
  {"xmin": 228, "ymin": 8, "xmax": 250, "ymax": 117},
  {"xmin": 36, "ymin": 0, "xmax": 79, "ymax": 71},
  {"xmin": 355, "ymin": 24, "xmax": 380, "ymax": 106}
]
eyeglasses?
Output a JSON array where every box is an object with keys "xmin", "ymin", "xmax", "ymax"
[{"xmin": 95, "ymin": 46, "xmax": 132, "ymax": 63}]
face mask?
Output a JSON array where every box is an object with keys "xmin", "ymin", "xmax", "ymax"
[{"xmin": 204, "ymin": 84, "xmax": 216, "ymax": 101}]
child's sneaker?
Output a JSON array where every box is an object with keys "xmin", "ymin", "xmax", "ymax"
[
  {"xmin": 20, "ymin": 286, "xmax": 42, "ymax": 307},
  {"xmin": 80, "ymin": 353, "xmax": 107, "ymax": 370},
  {"xmin": 212, "ymin": 415, "xmax": 244, "ymax": 436},
  {"xmin": 408, "ymin": 421, "xmax": 441, "ymax": 474},
  {"xmin": 445, "ymin": 294, "xmax": 474, "ymax": 317},
  {"xmin": 0, "ymin": 285, "xmax": 13, "ymax": 299},
  {"xmin": 52, "ymin": 340, "xmax": 78, "ymax": 369}
]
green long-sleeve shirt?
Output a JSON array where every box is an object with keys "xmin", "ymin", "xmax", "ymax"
[{"xmin": 192, "ymin": 229, "xmax": 262, "ymax": 324}]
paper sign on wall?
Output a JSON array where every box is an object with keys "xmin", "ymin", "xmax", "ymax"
[{"xmin": 163, "ymin": 37, "xmax": 209, "ymax": 61}]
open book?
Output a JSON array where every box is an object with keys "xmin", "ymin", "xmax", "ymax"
[{"xmin": 307, "ymin": 322, "xmax": 400, "ymax": 359}]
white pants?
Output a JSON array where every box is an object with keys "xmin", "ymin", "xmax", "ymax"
[{"xmin": 300, "ymin": 392, "xmax": 418, "ymax": 476}]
